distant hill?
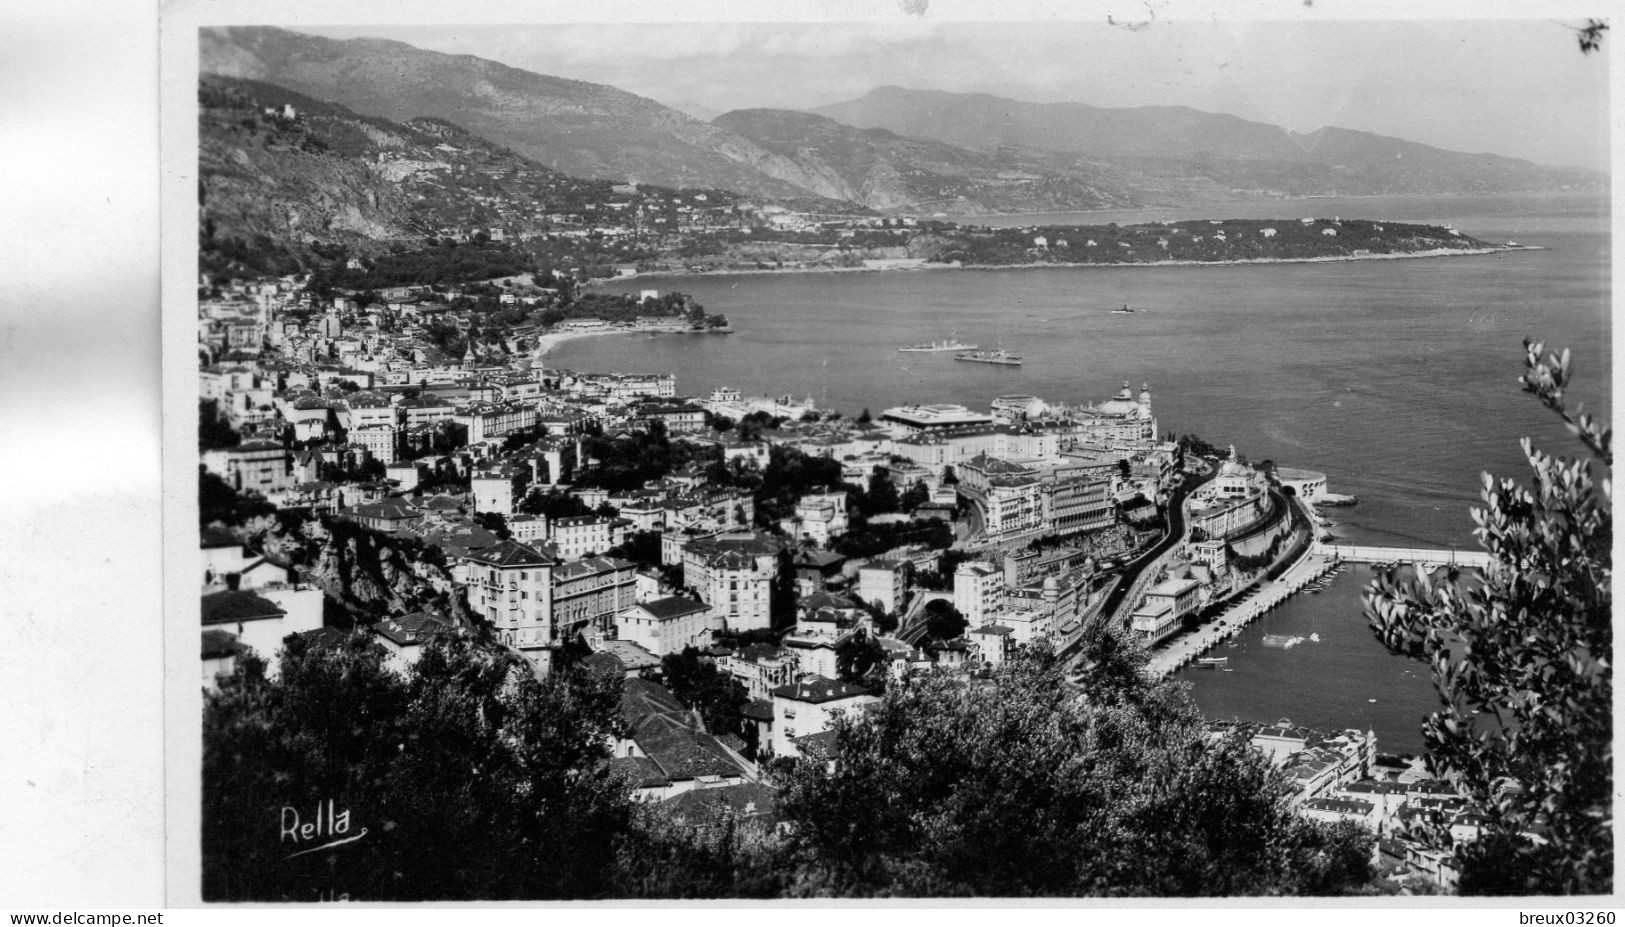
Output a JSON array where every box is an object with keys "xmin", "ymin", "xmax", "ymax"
[
  {"xmin": 712, "ymin": 108, "xmax": 1138, "ymax": 213},
  {"xmin": 813, "ymin": 86, "xmax": 1604, "ymax": 197},
  {"xmin": 198, "ymin": 75, "xmax": 675, "ymax": 275},
  {"xmin": 197, "ymin": 27, "xmax": 1601, "ymax": 217},
  {"xmin": 200, "ymin": 26, "xmax": 847, "ymax": 204}
]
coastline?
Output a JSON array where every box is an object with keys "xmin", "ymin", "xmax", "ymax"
[
  {"xmin": 531, "ymin": 328, "xmax": 629, "ymax": 361},
  {"xmin": 592, "ymin": 245, "xmax": 1537, "ymax": 285}
]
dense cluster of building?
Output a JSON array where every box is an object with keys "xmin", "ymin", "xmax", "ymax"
[{"xmin": 199, "ymin": 272, "xmax": 1482, "ymax": 854}]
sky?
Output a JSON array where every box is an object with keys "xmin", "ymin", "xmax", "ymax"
[{"xmin": 302, "ymin": 17, "xmax": 1612, "ymax": 172}]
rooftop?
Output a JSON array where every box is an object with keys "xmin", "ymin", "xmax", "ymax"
[
  {"xmin": 463, "ymin": 538, "xmax": 553, "ymax": 568},
  {"xmin": 770, "ymin": 675, "xmax": 872, "ymax": 704},
  {"xmin": 200, "ymin": 590, "xmax": 286, "ymax": 626},
  {"xmin": 635, "ymin": 596, "xmax": 711, "ymax": 622}
]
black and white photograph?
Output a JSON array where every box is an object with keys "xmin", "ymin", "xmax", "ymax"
[
  {"xmin": 7, "ymin": 0, "xmax": 1614, "ymax": 913},
  {"xmin": 176, "ymin": 4, "xmax": 1614, "ymax": 903}
]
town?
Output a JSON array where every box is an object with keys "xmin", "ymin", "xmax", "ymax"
[{"xmin": 198, "ymin": 266, "xmax": 1502, "ymax": 892}]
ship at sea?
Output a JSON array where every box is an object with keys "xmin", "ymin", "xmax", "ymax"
[
  {"xmin": 1110, "ymin": 303, "xmax": 1135, "ymax": 314},
  {"xmin": 899, "ymin": 333, "xmax": 977, "ymax": 352},
  {"xmin": 954, "ymin": 348, "xmax": 1023, "ymax": 366}
]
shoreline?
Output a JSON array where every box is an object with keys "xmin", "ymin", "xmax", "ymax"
[
  {"xmin": 592, "ymin": 245, "xmax": 1537, "ymax": 285},
  {"xmin": 531, "ymin": 328, "xmax": 631, "ymax": 361}
]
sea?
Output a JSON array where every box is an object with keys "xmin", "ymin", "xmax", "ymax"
[{"xmin": 558, "ymin": 192, "xmax": 1610, "ymax": 755}]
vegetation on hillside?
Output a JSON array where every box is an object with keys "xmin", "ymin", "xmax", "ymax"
[{"xmin": 203, "ymin": 630, "xmax": 1378, "ymax": 899}]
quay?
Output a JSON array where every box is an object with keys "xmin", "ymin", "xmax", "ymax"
[
  {"xmin": 1143, "ymin": 541, "xmax": 1490, "ymax": 679},
  {"xmin": 1145, "ymin": 548, "xmax": 1341, "ymax": 678},
  {"xmin": 1320, "ymin": 544, "xmax": 1490, "ymax": 569}
]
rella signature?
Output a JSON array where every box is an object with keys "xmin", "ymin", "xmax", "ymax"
[{"xmin": 281, "ymin": 800, "xmax": 367, "ymax": 859}]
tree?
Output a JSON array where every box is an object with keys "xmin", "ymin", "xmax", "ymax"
[
  {"xmin": 835, "ymin": 631, "xmax": 888, "ymax": 688},
  {"xmin": 605, "ymin": 529, "xmax": 663, "ymax": 568},
  {"xmin": 1364, "ymin": 341, "xmax": 1611, "ymax": 895},
  {"xmin": 199, "ymin": 466, "xmax": 276, "ymax": 528},
  {"xmin": 202, "ymin": 633, "xmax": 635, "ymax": 901},
  {"xmin": 658, "ymin": 647, "xmax": 748, "ymax": 737},
  {"xmin": 864, "ymin": 471, "xmax": 900, "ymax": 516},
  {"xmin": 199, "ymin": 399, "xmax": 242, "ymax": 450},
  {"xmin": 520, "ymin": 489, "xmax": 592, "ymax": 520},
  {"xmin": 774, "ymin": 643, "xmax": 1373, "ymax": 896},
  {"xmin": 921, "ymin": 599, "xmax": 967, "ymax": 641},
  {"xmin": 473, "ymin": 511, "xmax": 511, "ymax": 540},
  {"xmin": 899, "ymin": 479, "xmax": 930, "ymax": 513}
]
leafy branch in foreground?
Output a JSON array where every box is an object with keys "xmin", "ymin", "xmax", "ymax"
[{"xmin": 1364, "ymin": 340, "xmax": 1611, "ymax": 895}]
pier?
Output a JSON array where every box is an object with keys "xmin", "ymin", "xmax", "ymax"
[
  {"xmin": 1321, "ymin": 544, "xmax": 1490, "ymax": 569},
  {"xmin": 1145, "ymin": 549, "xmax": 1342, "ymax": 678},
  {"xmin": 1142, "ymin": 541, "xmax": 1491, "ymax": 678}
]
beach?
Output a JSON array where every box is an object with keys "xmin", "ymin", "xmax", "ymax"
[{"xmin": 531, "ymin": 328, "xmax": 630, "ymax": 361}]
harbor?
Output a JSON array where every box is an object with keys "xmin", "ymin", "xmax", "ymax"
[
  {"xmin": 1169, "ymin": 558, "xmax": 1448, "ymax": 756},
  {"xmin": 1147, "ymin": 548, "xmax": 1343, "ymax": 678}
]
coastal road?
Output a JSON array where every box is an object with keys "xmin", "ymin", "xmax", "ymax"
[
  {"xmin": 1098, "ymin": 468, "xmax": 1214, "ymax": 626},
  {"xmin": 1057, "ymin": 467, "xmax": 1211, "ymax": 669}
]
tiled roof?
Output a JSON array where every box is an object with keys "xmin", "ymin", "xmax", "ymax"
[
  {"xmin": 294, "ymin": 626, "xmax": 350, "ymax": 651},
  {"xmin": 792, "ymin": 730, "xmax": 840, "ymax": 760},
  {"xmin": 1303, "ymin": 798, "xmax": 1375, "ymax": 815},
  {"xmin": 661, "ymin": 782, "xmax": 778, "ymax": 826},
  {"xmin": 201, "ymin": 629, "xmax": 244, "ymax": 659},
  {"xmin": 735, "ymin": 643, "xmax": 787, "ymax": 665},
  {"xmin": 798, "ymin": 591, "xmax": 861, "ymax": 612},
  {"xmin": 770, "ymin": 675, "xmax": 872, "ymax": 704},
  {"xmin": 618, "ymin": 678, "xmax": 746, "ymax": 781},
  {"xmin": 579, "ymin": 652, "xmax": 626, "ymax": 677},
  {"xmin": 553, "ymin": 556, "xmax": 636, "ymax": 580},
  {"xmin": 792, "ymin": 550, "xmax": 845, "ymax": 569},
  {"xmin": 607, "ymin": 755, "xmax": 670, "ymax": 789},
  {"xmin": 200, "ymin": 591, "xmax": 286, "ymax": 626},
  {"xmin": 463, "ymin": 538, "xmax": 553, "ymax": 568},
  {"xmin": 598, "ymin": 639, "xmax": 661, "ymax": 670},
  {"xmin": 349, "ymin": 500, "xmax": 424, "ymax": 521},
  {"xmin": 637, "ymin": 596, "xmax": 710, "ymax": 621},
  {"xmin": 371, "ymin": 612, "xmax": 450, "ymax": 647}
]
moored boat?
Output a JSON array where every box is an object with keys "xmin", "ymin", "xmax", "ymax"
[
  {"xmin": 899, "ymin": 333, "xmax": 977, "ymax": 352},
  {"xmin": 955, "ymin": 349, "xmax": 1023, "ymax": 366}
]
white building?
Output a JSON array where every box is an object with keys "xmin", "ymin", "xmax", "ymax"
[
  {"xmin": 615, "ymin": 596, "xmax": 719, "ymax": 656},
  {"xmin": 953, "ymin": 561, "xmax": 1005, "ymax": 626},
  {"xmin": 461, "ymin": 539, "xmax": 555, "ymax": 667},
  {"xmin": 200, "ymin": 589, "xmax": 323, "ymax": 682},
  {"xmin": 769, "ymin": 676, "xmax": 877, "ymax": 759},
  {"xmin": 370, "ymin": 612, "xmax": 452, "ymax": 675},
  {"xmin": 856, "ymin": 559, "xmax": 908, "ymax": 615},
  {"xmin": 471, "ymin": 467, "xmax": 527, "ymax": 516},
  {"xmin": 550, "ymin": 514, "xmax": 617, "ymax": 560},
  {"xmin": 880, "ymin": 403, "xmax": 994, "ymax": 436}
]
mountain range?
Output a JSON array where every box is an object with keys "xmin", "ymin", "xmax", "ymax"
[
  {"xmin": 812, "ymin": 86, "xmax": 1603, "ymax": 198},
  {"xmin": 200, "ymin": 26, "xmax": 1603, "ymax": 217}
]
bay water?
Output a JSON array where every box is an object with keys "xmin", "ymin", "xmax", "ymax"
[{"xmin": 560, "ymin": 192, "xmax": 1609, "ymax": 752}]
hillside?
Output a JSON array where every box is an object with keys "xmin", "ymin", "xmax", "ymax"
[
  {"xmin": 198, "ymin": 75, "xmax": 763, "ymax": 278},
  {"xmin": 713, "ymin": 108, "xmax": 1139, "ymax": 213},
  {"xmin": 814, "ymin": 86, "xmax": 1604, "ymax": 197},
  {"xmin": 200, "ymin": 75, "xmax": 597, "ymax": 270},
  {"xmin": 200, "ymin": 26, "xmax": 851, "ymax": 204}
]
